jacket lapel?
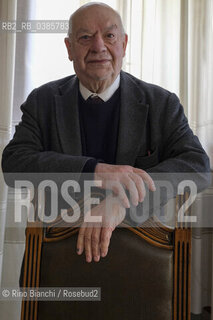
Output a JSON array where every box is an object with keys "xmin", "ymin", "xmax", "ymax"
[
  {"xmin": 116, "ymin": 71, "xmax": 149, "ymax": 165},
  {"xmin": 55, "ymin": 76, "xmax": 82, "ymax": 155}
]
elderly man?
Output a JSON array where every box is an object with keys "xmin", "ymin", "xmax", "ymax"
[{"xmin": 2, "ymin": 2, "xmax": 210, "ymax": 268}]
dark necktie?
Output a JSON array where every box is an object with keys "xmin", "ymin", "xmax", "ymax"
[{"xmin": 87, "ymin": 95, "xmax": 104, "ymax": 104}]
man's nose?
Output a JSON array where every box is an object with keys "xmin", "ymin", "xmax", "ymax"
[{"xmin": 90, "ymin": 34, "xmax": 106, "ymax": 53}]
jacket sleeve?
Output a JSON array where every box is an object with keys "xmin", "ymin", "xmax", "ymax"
[
  {"xmin": 146, "ymin": 92, "xmax": 211, "ymax": 191},
  {"xmin": 1, "ymin": 88, "xmax": 94, "ymax": 186},
  {"xmin": 128, "ymin": 92, "xmax": 211, "ymax": 225}
]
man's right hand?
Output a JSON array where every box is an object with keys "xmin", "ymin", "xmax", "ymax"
[
  {"xmin": 77, "ymin": 195, "xmax": 126, "ymax": 262},
  {"xmin": 94, "ymin": 163, "xmax": 156, "ymax": 208}
]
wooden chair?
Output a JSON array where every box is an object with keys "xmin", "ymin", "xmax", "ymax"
[{"xmin": 20, "ymin": 194, "xmax": 191, "ymax": 320}]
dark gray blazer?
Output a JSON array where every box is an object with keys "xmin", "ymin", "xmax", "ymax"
[{"xmin": 1, "ymin": 71, "xmax": 210, "ymax": 191}]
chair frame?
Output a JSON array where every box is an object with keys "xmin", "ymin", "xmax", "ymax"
[{"xmin": 20, "ymin": 194, "xmax": 192, "ymax": 320}]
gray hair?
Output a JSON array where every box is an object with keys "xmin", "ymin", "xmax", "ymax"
[{"xmin": 67, "ymin": 2, "xmax": 125, "ymax": 38}]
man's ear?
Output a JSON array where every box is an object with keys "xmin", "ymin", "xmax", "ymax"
[
  {"xmin": 64, "ymin": 37, "xmax": 73, "ymax": 61},
  {"xmin": 122, "ymin": 34, "xmax": 128, "ymax": 57}
]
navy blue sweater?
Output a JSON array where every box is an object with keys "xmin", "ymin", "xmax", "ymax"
[{"xmin": 78, "ymin": 88, "xmax": 120, "ymax": 172}]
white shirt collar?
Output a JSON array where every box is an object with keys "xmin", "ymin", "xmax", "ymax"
[{"xmin": 79, "ymin": 74, "xmax": 120, "ymax": 102}]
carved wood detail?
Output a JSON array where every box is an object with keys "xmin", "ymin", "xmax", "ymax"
[
  {"xmin": 21, "ymin": 222, "xmax": 43, "ymax": 320},
  {"xmin": 174, "ymin": 193, "xmax": 191, "ymax": 320}
]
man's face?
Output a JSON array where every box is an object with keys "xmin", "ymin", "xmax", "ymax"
[{"xmin": 65, "ymin": 5, "xmax": 128, "ymax": 91}]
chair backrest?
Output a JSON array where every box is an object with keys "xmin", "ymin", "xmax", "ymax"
[{"xmin": 20, "ymin": 194, "xmax": 191, "ymax": 320}]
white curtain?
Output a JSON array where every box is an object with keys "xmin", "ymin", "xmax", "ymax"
[
  {"xmin": 0, "ymin": 0, "xmax": 212, "ymax": 319},
  {"xmin": 0, "ymin": 0, "xmax": 36, "ymax": 318},
  {"xmin": 0, "ymin": 0, "xmax": 17, "ymax": 294},
  {"xmin": 122, "ymin": 0, "xmax": 213, "ymax": 168},
  {"xmin": 0, "ymin": 0, "xmax": 17, "ymax": 286}
]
